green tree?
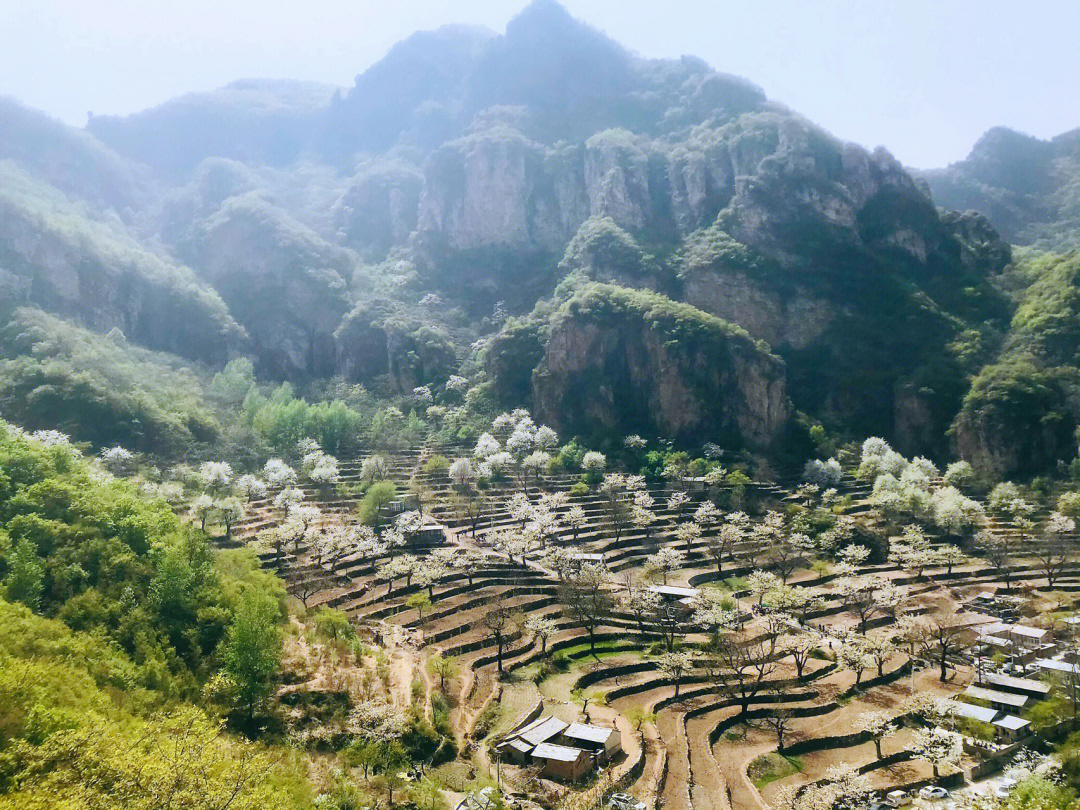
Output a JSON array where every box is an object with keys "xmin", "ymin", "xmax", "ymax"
[
  {"xmin": 427, "ymin": 654, "xmax": 459, "ymax": 691},
  {"xmin": 209, "ymin": 357, "xmax": 256, "ymax": 405},
  {"xmin": 407, "ymin": 592, "xmax": 433, "ymax": 636},
  {"xmin": 4, "ymin": 537, "xmax": 44, "ymax": 610},
  {"xmin": 223, "ymin": 589, "xmax": 283, "ymax": 720},
  {"xmin": 359, "ymin": 481, "xmax": 398, "ymax": 529}
]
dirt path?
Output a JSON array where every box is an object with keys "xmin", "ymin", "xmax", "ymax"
[
  {"xmin": 450, "ymin": 658, "xmax": 477, "ymax": 746},
  {"xmin": 657, "ymin": 709, "xmax": 692, "ymax": 810},
  {"xmin": 712, "ymin": 729, "xmax": 773, "ymax": 810},
  {"xmin": 686, "ymin": 709, "xmax": 732, "ymax": 810},
  {"xmin": 634, "ymin": 723, "xmax": 666, "ymax": 810},
  {"xmin": 418, "ymin": 647, "xmax": 435, "ymax": 721},
  {"xmin": 386, "ymin": 625, "xmax": 417, "ymax": 710}
]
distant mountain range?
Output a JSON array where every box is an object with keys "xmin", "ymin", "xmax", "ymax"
[
  {"xmin": 919, "ymin": 126, "xmax": 1080, "ymax": 252},
  {"xmin": 1, "ymin": 0, "xmax": 1078, "ymax": 475}
]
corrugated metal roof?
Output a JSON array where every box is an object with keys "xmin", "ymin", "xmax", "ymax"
[
  {"xmin": 949, "ymin": 700, "xmax": 998, "ymax": 724},
  {"xmin": 498, "ymin": 738, "xmax": 534, "ymax": 754},
  {"xmin": 993, "ymin": 715, "xmax": 1031, "ymax": 731},
  {"xmin": 532, "ymin": 742, "xmax": 586, "ymax": 762},
  {"xmin": 563, "ymin": 723, "xmax": 615, "ymax": 744},
  {"xmin": 964, "ymin": 685, "xmax": 1028, "ymax": 708},
  {"xmin": 517, "ymin": 716, "xmax": 568, "ymax": 746},
  {"xmin": 649, "ymin": 585, "xmax": 698, "ymax": 598},
  {"xmin": 1035, "ymin": 658, "xmax": 1080, "ymax": 674},
  {"xmin": 983, "ymin": 672, "xmax": 1051, "ymax": 695}
]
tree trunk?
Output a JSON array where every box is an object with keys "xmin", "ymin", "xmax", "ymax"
[
  {"xmin": 939, "ymin": 649, "xmax": 948, "ymax": 682},
  {"xmin": 874, "ymin": 739, "xmax": 882, "ymax": 759}
]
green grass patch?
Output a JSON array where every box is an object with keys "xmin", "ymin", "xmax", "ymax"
[
  {"xmin": 748, "ymin": 753, "xmax": 803, "ymax": 788},
  {"xmin": 713, "ymin": 576, "xmax": 749, "ymax": 593},
  {"xmin": 555, "ymin": 640, "xmax": 645, "ymax": 661}
]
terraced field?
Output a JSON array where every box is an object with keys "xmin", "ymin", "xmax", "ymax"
[{"xmin": 211, "ymin": 444, "xmax": 1080, "ymax": 809}]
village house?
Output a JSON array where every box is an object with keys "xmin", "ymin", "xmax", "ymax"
[{"xmin": 495, "ymin": 715, "xmax": 623, "ymax": 781}]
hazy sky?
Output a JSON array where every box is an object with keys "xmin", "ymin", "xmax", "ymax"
[{"xmin": 2, "ymin": 0, "xmax": 1078, "ymax": 168}]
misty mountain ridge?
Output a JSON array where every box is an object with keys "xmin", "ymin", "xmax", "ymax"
[
  {"xmin": 919, "ymin": 124, "xmax": 1080, "ymax": 252},
  {"xmin": 1, "ymin": 0, "xmax": 1078, "ymax": 477}
]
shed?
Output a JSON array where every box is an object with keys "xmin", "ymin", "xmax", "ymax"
[
  {"xmin": 949, "ymin": 701, "xmax": 998, "ymax": 724},
  {"xmin": 992, "ymin": 714, "xmax": 1032, "ymax": 742},
  {"xmin": 982, "ymin": 672, "xmax": 1051, "ymax": 699},
  {"xmin": 496, "ymin": 737, "xmax": 535, "ymax": 766},
  {"xmin": 531, "ymin": 742, "xmax": 591, "ymax": 781},
  {"xmin": 1034, "ymin": 658, "xmax": 1080, "ymax": 675},
  {"xmin": 561, "ymin": 723, "xmax": 622, "ymax": 762},
  {"xmin": 964, "ymin": 685, "xmax": 1029, "ymax": 712}
]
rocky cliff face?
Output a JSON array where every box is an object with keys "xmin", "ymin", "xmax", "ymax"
[
  {"xmin": 526, "ymin": 284, "xmax": 789, "ymax": 447},
  {"xmin": 680, "ymin": 269, "xmax": 834, "ymax": 351},
  {"xmin": 176, "ymin": 194, "xmax": 353, "ymax": 379},
  {"xmin": 0, "ymin": 165, "xmax": 245, "ymax": 365},
  {"xmin": 0, "ymin": 0, "xmax": 1031, "ymax": 466}
]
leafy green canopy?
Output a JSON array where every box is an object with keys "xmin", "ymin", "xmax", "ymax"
[
  {"xmin": 0, "ymin": 420, "xmax": 284, "ymax": 692},
  {"xmin": 0, "ymin": 421, "xmax": 303, "ymax": 807},
  {"xmin": 0, "ymin": 307, "xmax": 221, "ymax": 457},
  {"xmin": 0, "ymin": 600, "xmax": 307, "ymax": 809},
  {"xmin": 952, "ymin": 252, "xmax": 1080, "ymax": 476}
]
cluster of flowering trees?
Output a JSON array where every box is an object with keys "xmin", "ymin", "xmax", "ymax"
[
  {"xmin": 861, "ymin": 438, "xmax": 984, "ymax": 536},
  {"xmin": 467, "ymin": 410, "xmax": 560, "ymax": 492}
]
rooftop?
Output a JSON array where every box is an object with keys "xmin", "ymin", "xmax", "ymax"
[
  {"xmin": 983, "ymin": 622, "xmax": 1047, "ymax": 640},
  {"xmin": 1035, "ymin": 658, "xmax": 1080, "ymax": 675},
  {"xmin": 649, "ymin": 585, "xmax": 698, "ymax": 599},
  {"xmin": 532, "ymin": 742, "xmax": 586, "ymax": 762},
  {"xmin": 456, "ymin": 788, "xmax": 498, "ymax": 810},
  {"xmin": 498, "ymin": 738, "xmax": 534, "ymax": 754},
  {"xmin": 964, "ymin": 685, "xmax": 1029, "ymax": 708},
  {"xmin": 993, "ymin": 715, "xmax": 1031, "ymax": 731},
  {"xmin": 948, "ymin": 700, "xmax": 998, "ymax": 724},
  {"xmin": 982, "ymin": 672, "xmax": 1051, "ymax": 695},
  {"xmin": 514, "ymin": 716, "xmax": 568, "ymax": 746},
  {"xmin": 563, "ymin": 722, "xmax": 616, "ymax": 744}
]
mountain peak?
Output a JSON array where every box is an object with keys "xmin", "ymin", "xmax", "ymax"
[
  {"xmin": 505, "ymin": 0, "xmax": 620, "ymax": 49},
  {"xmin": 511, "ymin": 0, "xmax": 575, "ymax": 25}
]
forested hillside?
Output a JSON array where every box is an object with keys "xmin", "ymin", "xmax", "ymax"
[
  {"xmin": 0, "ymin": 424, "xmax": 309, "ymax": 808},
  {"xmin": 921, "ymin": 126, "xmax": 1080, "ymax": 252}
]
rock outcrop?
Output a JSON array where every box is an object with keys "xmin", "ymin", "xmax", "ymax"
[
  {"xmin": 0, "ymin": 164, "xmax": 246, "ymax": 365},
  {"xmin": 178, "ymin": 193, "xmax": 353, "ymax": 378},
  {"xmin": 525, "ymin": 283, "xmax": 789, "ymax": 447}
]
